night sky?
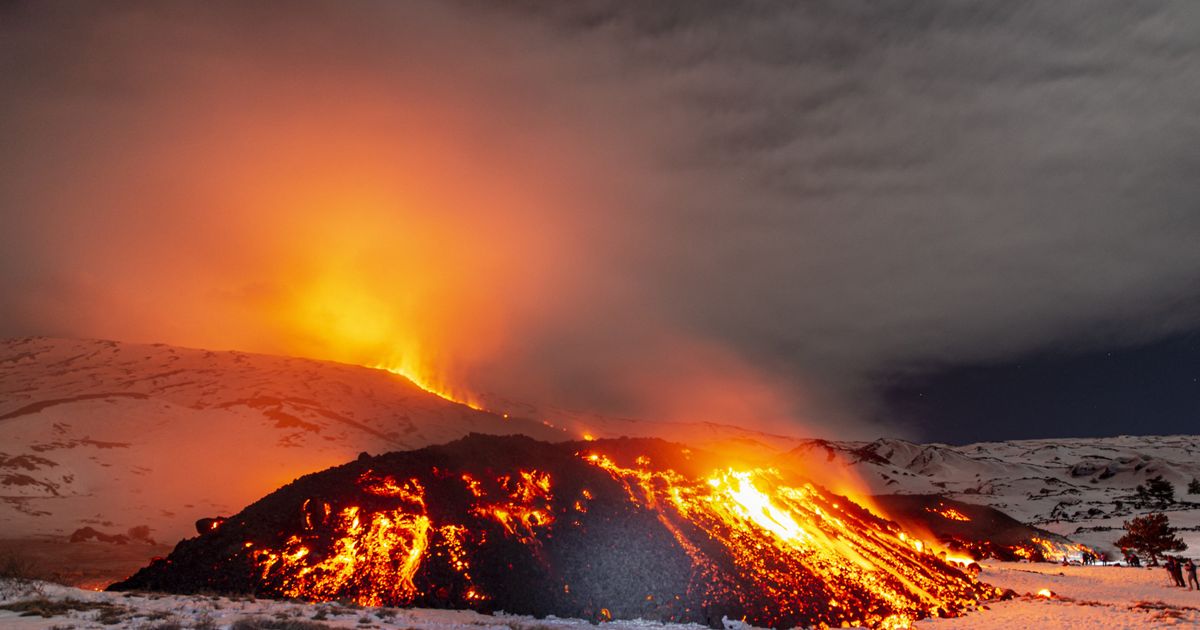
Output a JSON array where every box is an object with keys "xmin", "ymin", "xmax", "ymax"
[
  {"xmin": 2, "ymin": 2, "xmax": 1199, "ymax": 443},
  {"xmin": 881, "ymin": 329, "xmax": 1200, "ymax": 443}
]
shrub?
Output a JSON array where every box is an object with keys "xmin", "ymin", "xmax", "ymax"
[
  {"xmin": 193, "ymin": 611, "xmax": 218, "ymax": 630},
  {"xmin": 0, "ymin": 597, "xmax": 130, "ymax": 623},
  {"xmin": 1116, "ymin": 512, "xmax": 1187, "ymax": 564},
  {"xmin": 0, "ymin": 551, "xmax": 40, "ymax": 581},
  {"xmin": 1134, "ymin": 475, "xmax": 1175, "ymax": 508}
]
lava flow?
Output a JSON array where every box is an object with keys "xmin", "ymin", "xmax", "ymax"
[
  {"xmin": 872, "ymin": 494, "xmax": 1095, "ymax": 565},
  {"xmin": 375, "ymin": 360, "xmax": 485, "ymax": 411},
  {"xmin": 111, "ymin": 435, "xmax": 997, "ymax": 629},
  {"xmin": 584, "ymin": 453, "xmax": 992, "ymax": 629}
]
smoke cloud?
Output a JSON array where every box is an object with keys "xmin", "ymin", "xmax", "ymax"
[{"xmin": 3, "ymin": 2, "xmax": 1200, "ymax": 439}]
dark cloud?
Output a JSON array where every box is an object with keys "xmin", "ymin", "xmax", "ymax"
[{"xmin": 2, "ymin": 1, "xmax": 1199, "ymax": 438}]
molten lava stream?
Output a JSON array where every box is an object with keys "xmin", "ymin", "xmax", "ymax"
[
  {"xmin": 376, "ymin": 362, "xmax": 485, "ymax": 411},
  {"xmin": 255, "ymin": 476, "xmax": 433, "ymax": 606},
  {"xmin": 585, "ymin": 453, "xmax": 992, "ymax": 628},
  {"xmin": 146, "ymin": 437, "xmax": 995, "ymax": 630}
]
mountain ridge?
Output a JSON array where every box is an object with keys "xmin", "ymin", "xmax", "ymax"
[{"xmin": 2, "ymin": 337, "xmax": 1196, "ymax": 581}]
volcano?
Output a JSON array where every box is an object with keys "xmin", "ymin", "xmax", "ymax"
[{"xmin": 111, "ymin": 435, "xmax": 995, "ymax": 629}]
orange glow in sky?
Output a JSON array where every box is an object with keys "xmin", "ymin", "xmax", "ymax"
[{"xmin": 0, "ymin": 16, "xmax": 813, "ymax": 435}]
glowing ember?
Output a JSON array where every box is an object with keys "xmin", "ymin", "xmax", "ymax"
[
  {"xmin": 255, "ymin": 475, "xmax": 433, "ymax": 606},
  {"xmin": 1036, "ymin": 588, "xmax": 1053, "ymax": 598},
  {"xmin": 926, "ymin": 505, "xmax": 971, "ymax": 522},
  {"xmin": 872, "ymin": 495, "xmax": 1092, "ymax": 564},
  {"xmin": 1013, "ymin": 537, "xmax": 1097, "ymax": 563},
  {"xmin": 943, "ymin": 553, "xmax": 976, "ymax": 566},
  {"xmin": 468, "ymin": 470, "xmax": 555, "ymax": 544}
]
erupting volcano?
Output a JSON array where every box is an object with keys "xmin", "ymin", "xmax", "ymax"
[{"xmin": 112, "ymin": 435, "xmax": 996, "ymax": 629}]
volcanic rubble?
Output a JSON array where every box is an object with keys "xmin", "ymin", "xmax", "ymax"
[
  {"xmin": 110, "ymin": 434, "xmax": 998, "ymax": 629},
  {"xmin": 872, "ymin": 494, "xmax": 1088, "ymax": 563}
]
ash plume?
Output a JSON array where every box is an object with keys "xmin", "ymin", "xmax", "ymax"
[{"xmin": 3, "ymin": 2, "xmax": 1200, "ymax": 438}]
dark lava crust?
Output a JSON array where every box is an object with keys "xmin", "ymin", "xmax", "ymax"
[{"xmin": 110, "ymin": 434, "xmax": 989, "ymax": 628}]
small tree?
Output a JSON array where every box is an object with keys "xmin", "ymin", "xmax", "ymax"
[
  {"xmin": 1188, "ymin": 477, "xmax": 1200, "ymax": 495},
  {"xmin": 1115, "ymin": 512, "xmax": 1187, "ymax": 564},
  {"xmin": 1135, "ymin": 475, "xmax": 1175, "ymax": 508}
]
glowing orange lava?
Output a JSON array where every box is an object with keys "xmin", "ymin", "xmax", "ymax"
[
  {"xmin": 256, "ymin": 499, "xmax": 431, "ymax": 605},
  {"xmin": 926, "ymin": 505, "xmax": 971, "ymax": 522},
  {"xmin": 231, "ymin": 441, "xmax": 996, "ymax": 628},
  {"xmin": 584, "ymin": 453, "xmax": 992, "ymax": 628},
  {"xmin": 467, "ymin": 470, "xmax": 555, "ymax": 544},
  {"xmin": 376, "ymin": 362, "xmax": 484, "ymax": 410},
  {"xmin": 943, "ymin": 553, "xmax": 976, "ymax": 566}
]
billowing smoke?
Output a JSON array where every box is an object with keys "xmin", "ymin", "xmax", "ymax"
[{"xmin": 3, "ymin": 2, "xmax": 1200, "ymax": 439}]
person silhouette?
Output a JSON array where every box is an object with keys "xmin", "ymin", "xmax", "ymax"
[{"xmin": 1166, "ymin": 557, "xmax": 1185, "ymax": 587}]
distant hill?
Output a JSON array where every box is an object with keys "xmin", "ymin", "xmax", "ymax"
[
  {"xmin": 0, "ymin": 337, "xmax": 564, "ymax": 545},
  {"xmin": 781, "ymin": 435, "xmax": 1200, "ymax": 555}
]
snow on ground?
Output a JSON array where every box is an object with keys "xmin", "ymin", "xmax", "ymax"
[
  {"xmin": 5, "ymin": 561, "xmax": 1200, "ymax": 630},
  {"xmin": 0, "ymin": 578, "xmax": 710, "ymax": 630},
  {"xmin": 789, "ymin": 435, "xmax": 1200, "ymax": 532},
  {"xmin": 916, "ymin": 561, "xmax": 1200, "ymax": 629},
  {"xmin": 789, "ymin": 432, "xmax": 1200, "ymax": 562}
]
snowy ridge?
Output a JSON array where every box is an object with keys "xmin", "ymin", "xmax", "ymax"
[
  {"xmin": 0, "ymin": 337, "xmax": 806, "ymax": 545},
  {"xmin": 787, "ymin": 436, "xmax": 1200, "ymax": 522},
  {"xmin": 783, "ymin": 436, "xmax": 1200, "ymax": 555},
  {"xmin": 0, "ymin": 337, "xmax": 560, "ymax": 542}
]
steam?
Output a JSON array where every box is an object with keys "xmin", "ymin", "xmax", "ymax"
[{"xmin": 3, "ymin": 3, "xmax": 1200, "ymax": 439}]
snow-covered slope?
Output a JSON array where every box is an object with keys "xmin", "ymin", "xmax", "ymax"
[
  {"xmin": 0, "ymin": 337, "xmax": 572, "ymax": 543},
  {"xmin": 783, "ymin": 436, "xmax": 1200, "ymax": 555},
  {"xmin": 0, "ymin": 337, "xmax": 809, "ymax": 547}
]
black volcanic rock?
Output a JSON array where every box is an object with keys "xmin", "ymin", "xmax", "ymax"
[
  {"xmin": 871, "ymin": 494, "xmax": 1083, "ymax": 561},
  {"xmin": 112, "ymin": 434, "xmax": 994, "ymax": 629}
]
